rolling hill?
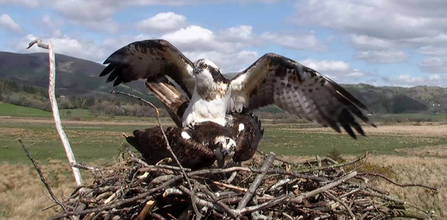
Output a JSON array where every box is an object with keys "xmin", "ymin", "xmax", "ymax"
[
  {"xmin": 0, "ymin": 51, "xmax": 147, "ymax": 97},
  {"xmin": 0, "ymin": 51, "xmax": 446, "ymax": 114}
]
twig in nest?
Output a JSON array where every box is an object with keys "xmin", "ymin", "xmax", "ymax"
[
  {"xmin": 298, "ymin": 152, "xmax": 369, "ymax": 173},
  {"xmin": 72, "ymin": 163, "xmax": 99, "ymax": 172},
  {"xmin": 237, "ymin": 152, "xmax": 276, "ymax": 210},
  {"xmin": 325, "ymin": 191, "xmax": 356, "ymax": 219},
  {"xmin": 18, "ymin": 139, "xmax": 73, "ymax": 220},
  {"xmin": 290, "ymin": 171, "xmax": 358, "ymax": 203},
  {"xmin": 110, "ymin": 90, "xmax": 202, "ymax": 220},
  {"xmin": 358, "ymin": 172, "xmax": 437, "ymax": 191},
  {"xmin": 136, "ymin": 200, "xmax": 155, "ymax": 220},
  {"xmin": 211, "ymin": 181, "xmax": 247, "ymax": 193}
]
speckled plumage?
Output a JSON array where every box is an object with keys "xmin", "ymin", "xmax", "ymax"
[
  {"xmin": 101, "ymin": 39, "xmax": 375, "ymax": 139},
  {"xmin": 125, "ymin": 112, "xmax": 263, "ymax": 170}
]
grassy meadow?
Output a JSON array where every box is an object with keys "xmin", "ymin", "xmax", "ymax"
[{"xmin": 1, "ymin": 102, "xmax": 447, "ymax": 219}]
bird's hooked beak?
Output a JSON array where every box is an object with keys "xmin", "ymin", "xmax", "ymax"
[
  {"xmin": 213, "ymin": 136, "xmax": 236, "ymax": 168},
  {"xmin": 193, "ymin": 67, "xmax": 201, "ymax": 75}
]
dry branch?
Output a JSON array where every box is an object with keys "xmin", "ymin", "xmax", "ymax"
[
  {"xmin": 358, "ymin": 172, "xmax": 438, "ymax": 191},
  {"xmin": 237, "ymin": 152, "xmax": 275, "ymax": 210},
  {"xmin": 48, "ymin": 150, "xmax": 437, "ymax": 220},
  {"xmin": 27, "ymin": 39, "xmax": 83, "ymax": 186},
  {"xmin": 18, "ymin": 139, "xmax": 74, "ymax": 220}
]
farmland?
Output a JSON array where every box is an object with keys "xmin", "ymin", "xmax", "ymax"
[{"xmin": 0, "ymin": 103, "xmax": 446, "ymax": 219}]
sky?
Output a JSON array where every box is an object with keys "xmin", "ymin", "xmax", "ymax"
[{"xmin": 1, "ymin": 0, "xmax": 447, "ymax": 87}]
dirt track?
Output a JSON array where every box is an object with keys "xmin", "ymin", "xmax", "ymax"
[{"xmin": 272, "ymin": 123, "xmax": 447, "ymax": 137}]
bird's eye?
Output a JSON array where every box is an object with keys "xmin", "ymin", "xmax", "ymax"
[{"xmin": 202, "ymin": 64, "xmax": 208, "ymax": 69}]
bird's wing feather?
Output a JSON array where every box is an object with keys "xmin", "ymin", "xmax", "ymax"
[
  {"xmin": 127, "ymin": 127, "xmax": 216, "ymax": 169},
  {"xmin": 230, "ymin": 53, "xmax": 375, "ymax": 138},
  {"xmin": 100, "ymin": 39, "xmax": 195, "ymax": 97},
  {"xmin": 232, "ymin": 113, "xmax": 264, "ymax": 162},
  {"xmin": 145, "ymin": 79, "xmax": 189, "ymax": 127}
]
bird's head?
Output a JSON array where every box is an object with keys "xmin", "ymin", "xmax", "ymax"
[
  {"xmin": 213, "ymin": 135, "xmax": 236, "ymax": 168},
  {"xmin": 193, "ymin": 59, "xmax": 227, "ymax": 85}
]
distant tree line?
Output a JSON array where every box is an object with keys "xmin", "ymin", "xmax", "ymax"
[
  {"xmin": 2, "ymin": 78, "xmax": 445, "ymax": 118},
  {"xmin": 0, "ymin": 78, "xmax": 168, "ymax": 117}
]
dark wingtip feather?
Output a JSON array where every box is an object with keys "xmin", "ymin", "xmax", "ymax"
[
  {"xmin": 341, "ymin": 122, "xmax": 357, "ymax": 139},
  {"xmin": 99, "ymin": 64, "xmax": 115, "ymax": 77},
  {"xmin": 106, "ymin": 71, "xmax": 118, "ymax": 83},
  {"xmin": 113, "ymin": 77, "xmax": 123, "ymax": 86},
  {"xmin": 338, "ymin": 109, "xmax": 358, "ymax": 139}
]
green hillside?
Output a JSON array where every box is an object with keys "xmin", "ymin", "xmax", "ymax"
[
  {"xmin": 1, "ymin": 51, "xmax": 446, "ymax": 115},
  {"xmin": 343, "ymin": 84, "xmax": 447, "ymax": 114},
  {"xmin": 0, "ymin": 103, "xmax": 52, "ymax": 117}
]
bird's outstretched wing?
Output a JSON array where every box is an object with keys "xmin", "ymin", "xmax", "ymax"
[
  {"xmin": 100, "ymin": 39, "xmax": 196, "ymax": 98},
  {"xmin": 230, "ymin": 53, "xmax": 375, "ymax": 138}
]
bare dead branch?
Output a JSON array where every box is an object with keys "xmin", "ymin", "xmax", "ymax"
[
  {"xmin": 27, "ymin": 39, "xmax": 83, "ymax": 186},
  {"xmin": 18, "ymin": 139, "xmax": 73, "ymax": 220},
  {"xmin": 237, "ymin": 152, "xmax": 276, "ymax": 210},
  {"xmin": 358, "ymin": 172, "xmax": 437, "ymax": 191},
  {"xmin": 325, "ymin": 191, "xmax": 356, "ymax": 219},
  {"xmin": 290, "ymin": 171, "xmax": 358, "ymax": 203}
]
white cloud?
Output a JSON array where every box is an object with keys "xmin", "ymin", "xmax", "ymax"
[
  {"xmin": 299, "ymin": 59, "xmax": 379, "ymax": 84},
  {"xmin": 419, "ymin": 56, "xmax": 447, "ymax": 73},
  {"xmin": 219, "ymin": 25, "xmax": 255, "ymax": 43},
  {"xmin": 261, "ymin": 32, "xmax": 323, "ymax": 50},
  {"xmin": 185, "ymin": 50, "xmax": 258, "ymax": 73},
  {"xmin": 84, "ymin": 19, "xmax": 119, "ymax": 34},
  {"xmin": 10, "ymin": 34, "xmax": 106, "ymax": 62},
  {"xmin": 347, "ymin": 71, "xmax": 365, "ymax": 77},
  {"xmin": 161, "ymin": 25, "xmax": 240, "ymax": 53},
  {"xmin": 294, "ymin": 0, "xmax": 442, "ymax": 39},
  {"xmin": 418, "ymin": 46, "xmax": 447, "ymax": 56},
  {"xmin": 101, "ymin": 34, "xmax": 152, "ymax": 52},
  {"xmin": 41, "ymin": 15, "xmax": 64, "ymax": 30},
  {"xmin": 137, "ymin": 12, "xmax": 187, "ymax": 32},
  {"xmin": 0, "ymin": 0, "xmax": 40, "ymax": 7},
  {"xmin": 350, "ymin": 34, "xmax": 395, "ymax": 50},
  {"xmin": 0, "ymin": 14, "xmax": 22, "ymax": 33},
  {"xmin": 294, "ymin": 0, "xmax": 447, "ymax": 53},
  {"xmin": 384, "ymin": 74, "xmax": 447, "ymax": 87},
  {"xmin": 300, "ymin": 59, "xmax": 350, "ymax": 73},
  {"xmin": 53, "ymin": 0, "xmax": 116, "ymax": 22},
  {"xmin": 356, "ymin": 50, "xmax": 407, "ymax": 64}
]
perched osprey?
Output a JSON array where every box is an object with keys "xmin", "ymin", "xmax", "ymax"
[
  {"xmin": 100, "ymin": 39, "xmax": 374, "ymax": 138},
  {"xmin": 126, "ymin": 113, "xmax": 264, "ymax": 169}
]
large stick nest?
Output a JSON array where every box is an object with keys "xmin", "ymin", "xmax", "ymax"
[{"xmin": 50, "ymin": 151, "xmax": 436, "ymax": 220}]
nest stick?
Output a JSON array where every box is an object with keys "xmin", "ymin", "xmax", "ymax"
[
  {"xmin": 290, "ymin": 171, "xmax": 358, "ymax": 203},
  {"xmin": 110, "ymin": 90, "xmax": 202, "ymax": 220},
  {"xmin": 325, "ymin": 191, "xmax": 356, "ymax": 219},
  {"xmin": 358, "ymin": 172, "xmax": 437, "ymax": 191},
  {"xmin": 237, "ymin": 152, "xmax": 276, "ymax": 210},
  {"xmin": 298, "ymin": 152, "xmax": 369, "ymax": 173},
  {"xmin": 18, "ymin": 139, "xmax": 73, "ymax": 219}
]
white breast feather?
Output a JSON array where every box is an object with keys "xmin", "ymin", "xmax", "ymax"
[{"xmin": 182, "ymin": 88, "xmax": 230, "ymax": 127}]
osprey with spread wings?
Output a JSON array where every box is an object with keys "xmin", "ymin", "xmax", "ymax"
[{"xmin": 100, "ymin": 39, "xmax": 374, "ymax": 139}]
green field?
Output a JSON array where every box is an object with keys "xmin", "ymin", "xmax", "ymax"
[
  {"xmin": 0, "ymin": 103, "xmax": 53, "ymax": 118},
  {"xmin": 0, "ymin": 103, "xmax": 159, "ymax": 122},
  {"xmin": 1, "ymin": 103, "xmax": 447, "ymax": 164}
]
